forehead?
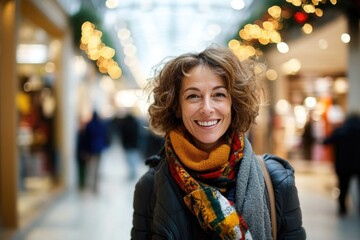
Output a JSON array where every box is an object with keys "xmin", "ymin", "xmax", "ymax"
[{"xmin": 182, "ymin": 65, "xmax": 225, "ymax": 86}]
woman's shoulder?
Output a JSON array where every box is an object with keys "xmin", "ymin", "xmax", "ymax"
[
  {"xmin": 262, "ymin": 154, "xmax": 295, "ymax": 186},
  {"xmin": 260, "ymin": 154, "xmax": 300, "ymax": 214},
  {"xmin": 261, "ymin": 154, "xmax": 306, "ymax": 239},
  {"xmin": 135, "ymin": 154, "xmax": 199, "ymax": 239},
  {"xmin": 135, "ymin": 151, "xmax": 171, "ymax": 197}
]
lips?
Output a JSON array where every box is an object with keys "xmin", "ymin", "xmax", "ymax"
[{"xmin": 195, "ymin": 120, "xmax": 219, "ymax": 127}]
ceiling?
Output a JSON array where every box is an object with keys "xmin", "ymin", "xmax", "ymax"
[
  {"xmin": 59, "ymin": 0, "xmax": 260, "ymax": 86},
  {"xmin": 104, "ymin": 0, "xmax": 257, "ymax": 76},
  {"xmin": 58, "ymin": 0, "xmax": 349, "ymax": 86}
]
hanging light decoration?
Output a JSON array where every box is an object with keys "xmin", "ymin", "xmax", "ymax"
[
  {"xmin": 294, "ymin": 11, "xmax": 309, "ymax": 23},
  {"xmin": 228, "ymin": 0, "xmax": 338, "ymax": 60},
  {"xmin": 80, "ymin": 21, "xmax": 122, "ymax": 80}
]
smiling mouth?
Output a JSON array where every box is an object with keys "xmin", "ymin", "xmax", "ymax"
[{"xmin": 196, "ymin": 120, "xmax": 219, "ymax": 127}]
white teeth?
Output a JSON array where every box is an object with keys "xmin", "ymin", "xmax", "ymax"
[{"xmin": 197, "ymin": 120, "xmax": 218, "ymax": 126}]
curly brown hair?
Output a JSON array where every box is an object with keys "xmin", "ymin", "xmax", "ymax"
[{"xmin": 146, "ymin": 46, "xmax": 263, "ymax": 137}]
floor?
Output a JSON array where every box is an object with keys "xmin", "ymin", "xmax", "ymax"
[{"xmin": 3, "ymin": 139, "xmax": 360, "ymax": 240}]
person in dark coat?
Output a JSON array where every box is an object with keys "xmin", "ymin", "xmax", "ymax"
[
  {"xmin": 323, "ymin": 113, "xmax": 360, "ymax": 216},
  {"xmin": 83, "ymin": 110, "xmax": 109, "ymax": 192},
  {"xmin": 302, "ymin": 117, "xmax": 315, "ymax": 160},
  {"xmin": 131, "ymin": 46, "xmax": 306, "ymax": 239},
  {"xmin": 118, "ymin": 112, "xmax": 141, "ymax": 180},
  {"xmin": 76, "ymin": 123, "xmax": 87, "ymax": 190}
]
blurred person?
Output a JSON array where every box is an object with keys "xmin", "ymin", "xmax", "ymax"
[
  {"xmin": 118, "ymin": 111, "xmax": 141, "ymax": 180},
  {"xmin": 302, "ymin": 115, "xmax": 315, "ymax": 160},
  {"xmin": 323, "ymin": 113, "xmax": 360, "ymax": 216},
  {"xmin": 83, "ymin": 110, "xmax": 109, "ymax": 192},
  {"xmin": 76, "ymin": 120, "xmax": 88, "ymax": 190},
  {"xmin": 131, "ymin": 46, "xmax": 306, "ymax": 239}
]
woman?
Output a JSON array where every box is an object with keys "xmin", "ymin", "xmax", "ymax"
[{"xmin": 131, "ymin": 46, "xmax": 306, "ymax": 239}]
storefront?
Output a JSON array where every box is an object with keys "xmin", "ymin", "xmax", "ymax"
[
  {"xmin": 16, "ymin": 17, "xmax": 62, "ymax": 226},
  {"xmin": 1, "ymin": 0, "xmax": 75, "ymax": 231},
  {"xmin": 264, "ymin": 14, "xmax": 356, "ymax": 162}
]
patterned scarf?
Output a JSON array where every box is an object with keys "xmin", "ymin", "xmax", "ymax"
[{"xmin": 166, "ymin": 129, "xmax": 253, "ymax": 240}]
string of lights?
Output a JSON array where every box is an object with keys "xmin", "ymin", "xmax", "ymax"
[
  {"xmin": 80, "ymin": 21, "xmax": 122, "ymax": 80},
  {"xmin": 228, "ymin": 0, "xmax": 339, "ymax": 60}
]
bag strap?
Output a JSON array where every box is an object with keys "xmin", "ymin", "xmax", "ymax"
[{"xmin": 256, "ymin": 155, "xmax": 277, "ymax": 240}]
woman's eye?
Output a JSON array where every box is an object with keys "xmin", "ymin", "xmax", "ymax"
[
  {"xmin": 214, "ymin": 92, "xmax": 226, "ymax": 98},
  {"xmin": 186, "ymin": 94, "xmax": 199, "ymax": 99}
]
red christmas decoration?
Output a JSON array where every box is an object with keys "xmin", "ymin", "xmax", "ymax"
[{"xmin": 294, "ymin": 11, "xmax": 308, "ymax": 23}]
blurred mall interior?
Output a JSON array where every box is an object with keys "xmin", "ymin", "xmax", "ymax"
[{"xmin": 1, "ymin": 0, "xmax": 360, "ymax": 239}]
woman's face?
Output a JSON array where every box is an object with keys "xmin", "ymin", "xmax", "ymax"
[{"xmin": 179, "ymin": 65, "xmax": 232, "ymax": 152}]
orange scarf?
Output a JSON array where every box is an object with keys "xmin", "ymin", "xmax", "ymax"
[{"xmin": 166, "ymin": 130, "xmax": 252, "ymax": 239}]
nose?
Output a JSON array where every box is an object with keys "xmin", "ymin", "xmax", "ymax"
[{"xmin": 200, "ymin": 98, "xmax": 214, "ymax": 115}]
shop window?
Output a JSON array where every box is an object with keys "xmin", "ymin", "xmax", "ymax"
[{"xmin": 16, "ymin": 18, "xmax": 60, "ymax": 225}]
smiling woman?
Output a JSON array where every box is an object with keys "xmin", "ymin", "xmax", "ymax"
[
  {"xmin": 147, "ymin": 46, "xmax": 261, "ymax": 138},
  {"xmin": 179, "ymin": 65, "xmax": 232, "ymax": 152},
  {"xmin": 131, "ymin": 46, "xmax": 306, "ymax": 240}
]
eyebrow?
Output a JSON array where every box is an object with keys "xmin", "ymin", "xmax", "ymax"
[{"xmin": 182, "ymin": 86, "xmax": 227, "ymax": 93}]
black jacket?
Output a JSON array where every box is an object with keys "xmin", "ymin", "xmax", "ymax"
[
  {"xmin": 323, "ymin": 115, "xmax": 360, "ymax": 174},
  {"xmin": 131, "ymin": 152, "xmax": 306, "ymax": 240},
  {"xmin": 263, "ymin": 154, "xmax": 306, "ymax": 239}
]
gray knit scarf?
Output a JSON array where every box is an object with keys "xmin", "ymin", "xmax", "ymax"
[{"xmin": 235, "ymin": 137, "xmax": 273, "ymax": 240}]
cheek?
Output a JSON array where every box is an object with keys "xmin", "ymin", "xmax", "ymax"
[
  {"xmin": 223, "ymin": 105, "xmax": 232, "ymax": 123},
  {"xmin": 181, "ymin": 103, "xmax": 196, "ymax": 117}
]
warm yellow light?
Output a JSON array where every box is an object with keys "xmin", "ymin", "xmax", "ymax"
[
  {"xmin": 100, "ymin": 46, "xmax": 115, "ymax": 59},
  {"xmin": 80, "ymin": 43, "xmax": 87, "ymax": 50},
  {"xmin": 333, "ymin": 77, "xmax": 348, "ymax": 94},
  {"xmin": 80, "ymin": 21, "xmax": 122, "ymax": 80},
  {"xmin": 303, "ymin": 4, "xmax": 315, "ymax": 13},
  {"xmin": 98, "ymin": 66, "xmax": 107, "ymax": 73},
  {"xmin": 108, "ymin": 66, "xmax": 122, "ymax": 79},
  {"xmin": 302, "ymin": 23, "xmax": 313, "ymax": 34},
  {"xmin": 282, "ymin": 58, "xmax": 302, "ymax": 75},
  {"xmin": 268, "ymin": 6, "xmax": 282, "ymax": 19},
  {"xmin": 266, "ymin": 69, "xmax": 278, "ymax": 81},
  {"xmin": 263, "ymin": 21, "xmax": 274, "ymax": 31},
  {"xmin": 269, "ymin": 30, "xmax": 281, "ymax": 43},
  {"xmin": 81, "ymin": 21, "xmax": 94, "ymax": 31},
  {"xmin": 289, "ymin": 0, "xmax": 302, "ymax": 7},
  {"xmin": 245, "ymin": 45, "xmax": 256, "ymax": 56},
  {"xmin": 312, "ymin": 0, "xmax": 320, "ymax": 6},
  {"xmin": 259, "ymin": 38, "xmax": 270, "ymax": 45},
  {"xmin": 87, "ymin": 35, "xmax": 101, "ymax": 48},
  {"xmin": 249, "ymin": 24, "xmax": 261, "ymax": 38},
  {"xmin": 239, "ymin": 29, "xmax": 250, "ymax": 40},
  {"xmin": 228, "ymin": 39, "xmax": 241, "ymax": 50},
  {"xmin": 261, "ymin": 30, "xmax": 269, "ymax": 40},
  {"xmin": 88, "ymin": 50, "xmax": 100, "ymax": 60},
  {"xmin": 315, "ymin": 8, "xmax": 323, "ymax": 17}
]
